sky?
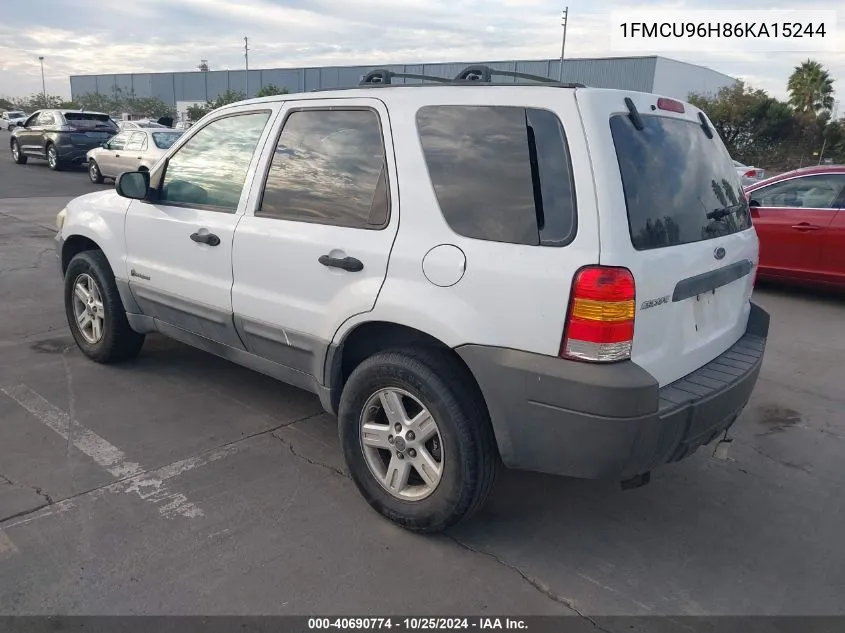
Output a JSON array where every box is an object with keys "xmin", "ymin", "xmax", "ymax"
[{"xmin": 0, "ymin": 0, "xmax": 842, "ymax": 105}]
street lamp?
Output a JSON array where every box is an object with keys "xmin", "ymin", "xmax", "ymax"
[
  {"xmin": 558, "ymin": 7, "xmax": 569, "ymax": 81},
  {"xmin": 38, "ymin": 56, "xmax": 46, "ymax": 104}
]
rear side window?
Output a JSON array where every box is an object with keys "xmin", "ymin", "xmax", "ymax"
[
  {"xmin": 258, "ymin": 109, "xmax": 388, "ymax": 228},
  {"xmin": 610, "ymin": 114, "xmax": 752, "ymax": 250},
  {"xmin": 416, "ymin": 106, "xmax": 577, "ymax": 246}
]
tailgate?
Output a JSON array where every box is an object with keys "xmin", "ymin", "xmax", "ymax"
[{"xmin": 576, "ymin": 90, "xmax": 758, "ymax": 387}]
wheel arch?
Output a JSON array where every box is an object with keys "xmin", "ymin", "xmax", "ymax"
[
  {"xmin": 324, "ymin": 320, "xmax": 489, "ymax": 422},
  {"xmin": 61, "ymin": 234, "xmax": 104, "ymax": 276}
]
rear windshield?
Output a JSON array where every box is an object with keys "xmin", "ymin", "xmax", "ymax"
[
  {"xmin": 8, "ymin": 112, "xmax": 24, "ymax": 118},
  {"xmin": 610, "ymin": 114, "xmax": 752, "ymax": 251},
  {"xmin": 64, "ymin": 113, "xmax": 117, "ymax": 129},
  {"xmin": 152, "ymin": 131, "xmax": 182, "ymax": 149}
]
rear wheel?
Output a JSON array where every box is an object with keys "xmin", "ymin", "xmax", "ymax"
[
  {"xmin": 10, "ymin": 140, "xmax": 27, "ymax": 164},
  {"xmin": 46, "ymin": 143, "xmax": 62, "ymax": 171},
  {"xmin": 339, "ymin": 348, "xmax": 498, "ymax": 533},
  {"xmin": 88, "ymin": 159, "xmax": 104, "ymax": 184},
  {"xmin": 64, "ymin": 250, "xmax": 145, "ymax": 363}
]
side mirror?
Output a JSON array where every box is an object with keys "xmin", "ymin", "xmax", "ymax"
[{"xmin": 116, "ymin": 171, "xmax": 150, "ymax": 200}]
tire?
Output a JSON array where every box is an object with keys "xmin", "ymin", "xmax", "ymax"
[
  {"xmin": 64, "ymin": 250, "xmax": 145, "ymax": 363},
  {"xmin": 10, "ymin": 140, "xmax": 27, "ymax": 164},
  {"xmin": 88, "ymin": 159, "xmax": 104, "ymax": 184},
  {"xmin": 46, "ymin": 143, "xmax": 62, "ymax": 171},
  {"xmin": 339, "ymin": 347, "xmax": 498, "ymax": 533}
]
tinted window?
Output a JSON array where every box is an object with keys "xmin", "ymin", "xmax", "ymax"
[
  {"xmin": 125, "ymin": 132, "xmax": 146, "ymax": 152},
  {"xmin": 152, "ymin": 131, "xmax": 182, "ymax": 149},
  {"xmin": 160, "ymin": 111, "xmax": 270, "ymax": 211},
  {"xmin": 258, "ymin": 109, "xmax": 388, "ymax": 228},
  {"xmin": 611, "ymin": 114, "xmax": 752, "ymax": 250},
  {"xmin": 416, "ymin": 106, "xmax": 576, "ymax": 246},
  {"xmin": 750, "ymin": 174, "xmax": 845, "ymax": 210},
  {"xmin": 64, "ymin": 112, "xmax": 117, "ymax": 131}
]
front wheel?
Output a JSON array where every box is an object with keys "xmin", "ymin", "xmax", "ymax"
[
  {"xmin": 339, "ymin": 348, "xmax": 498, "ymax": 533},
  {"xmin": 64, "ymin": 250, "xmax": 145, "ymax": 363},
  {"xmin": 10, "ymin": 140, "xmax": 27, "ymax": 164},
  {"xmin": 88, "ymin": 159, "xmax": 104, "ymax": 184},
  {"xmin": 46, "ymin": 144, "xmax": 62, "ymax": 171}
]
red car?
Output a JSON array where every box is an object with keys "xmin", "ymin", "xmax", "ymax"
[{"xmin": 745, "ymin": 165, "xmax": 845, "ymax": 290}]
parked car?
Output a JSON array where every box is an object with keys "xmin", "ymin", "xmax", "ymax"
[
  {"xmin": 87, "ymin": 129, "xmax": 183, "ymax": 183},
  {"xmin": 54, "ymin": 73, "xmax": 768, "ymax": 532},
  {"xmin": 10, "ymin": 110, "xmax": 118, "ymax": 170},
  {"xmin": 2, "ymin": 110, "xmax": 28, "ymax": 130},
  {"xmin": 746, "ymin": 165, "xmax": 845, "ymax": 290},
  {"xmin": 118, "ymin": 119, "xmax": 170, "ymax": 131},
  {"xmin": 734, "ymin": 159, "xmax": 766, "ymax": 187}
]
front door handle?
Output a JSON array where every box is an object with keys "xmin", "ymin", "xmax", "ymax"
[
  {"xmin": 791, "ymin": 222, "xmax": 821, "ymax": 231},
  {"xmin": 114, "ymin": 153, "xmax": 120, "ymax": 158},
  {"xmin": 318, "ymin": 254, "xmax": 363, "ymax": 272},
  {"xmin": 190, "ymin": 231, "xmax": 221, "ymax": 246}
]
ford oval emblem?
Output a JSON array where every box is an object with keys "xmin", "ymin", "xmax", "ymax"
[{"xmin": 714, "ymin": 247, "xmax": 726, "ymax": 260}]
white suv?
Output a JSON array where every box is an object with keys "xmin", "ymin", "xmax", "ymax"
[{"xmin": 54, "ymin": 67, "xmax": 769, "ymax": 533}]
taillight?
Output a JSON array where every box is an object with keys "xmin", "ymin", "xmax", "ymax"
[
  {"xmin": 561, "ymin": 266, "xmax": 636, "ymax": 363},
  {"xmin": 744, "ymin": 169, "xmax": 757, "ymax": 178}
]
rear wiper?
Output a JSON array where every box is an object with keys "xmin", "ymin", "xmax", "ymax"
[{"xmin": 707, "ymin": 208, "xmax": 732, "ymax": 220}]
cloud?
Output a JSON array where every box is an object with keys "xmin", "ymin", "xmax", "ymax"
[{"xmin": 0, "ymin": 0, "xmax": 842, "ymax": 104}]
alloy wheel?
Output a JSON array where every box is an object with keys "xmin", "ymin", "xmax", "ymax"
[
  {"xmin": 72, "ymin": 274, "xmax": 106, "ymax": 344},
  {"xmin": 360, "ymin": 388, "xmax": 444, "ymax": 501}
]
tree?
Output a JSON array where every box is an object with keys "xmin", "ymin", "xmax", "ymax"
[
  {"xmin": 689, "ymin": 82, "xmax": 795, "ymax": 164},
  {"xmin": 187, "ymin": 89, "xmax": 247, "ymax": 122},
  {"xmin": 128, "ymin": 97, "xmax": 173, "ymax": 118},
  {"xmin": 787, "ymin": 59, "xmax": 835, "ymax": 115},
  {"xmin": 254, "ymin": 83, "xmax": 289, "ymax": 97}
]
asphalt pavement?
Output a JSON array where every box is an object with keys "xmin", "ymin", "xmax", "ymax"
[{"xmin": 1, "ymin": 128, "xmax": 844, "ymax": 623}]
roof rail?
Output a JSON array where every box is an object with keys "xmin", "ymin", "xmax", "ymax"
[
  {"xmin": 453, "ymin": 64, "xmax": 584, "ymax": 87},
  {"xmin": 359, "ymin": 69, "xmax": 451, "ymax": 85}
]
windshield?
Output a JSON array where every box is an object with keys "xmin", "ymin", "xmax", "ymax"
[
  {"xmin": 152, "ymin": 131, "xmax": 183, "ymax": 149},
  {"xmin": 8, "ymin": 111, "xmax": 25, "ymax": 118},
  {"xmin": 611, "ymin": 114, "xmax": 752, "ymax": 251},
  {"xmin": 64, "ymin": 112, "xmax": 118, "ymax": 130}
]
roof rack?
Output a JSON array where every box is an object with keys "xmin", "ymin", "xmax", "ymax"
[
  {"xmin": 360, "ymin": 69, "xmax": 451, "ymax": 85},
  {"xmin": 454, "ymin": 64, "xmax": 562, "ymax": 84}
]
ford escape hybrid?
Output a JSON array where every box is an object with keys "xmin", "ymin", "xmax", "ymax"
[{"xmin": 54, "ymin": 67, "xmax": 768, "ymax": 533}]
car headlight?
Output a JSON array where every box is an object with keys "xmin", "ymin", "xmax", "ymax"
[{"xmin": 56, "ymin": 208, "xmax": 67, "ymax": 230}]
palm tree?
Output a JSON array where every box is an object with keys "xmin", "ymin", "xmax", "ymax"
[{"xmin": 787, "ymin": 59, "xmax": 835, "ymax": 114}]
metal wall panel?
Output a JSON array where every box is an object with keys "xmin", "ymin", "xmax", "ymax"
[
  {"xmin": 130, "ymin": 74, "xmax": 153, "ymax": 98},
  {"xmin": 73, "ymin": 56, "xmax": 736, "ymax": 106},
  {"xmin": 652, "ymin": 57, "xmax": 737, "ymax": 100},
  {"xmin": 150, "ymin": 73, "xmax": 176, "ymax": 105},
  {"xmin": 114, "ymin": 74, "xmax": 133, "ymax": 98},
  {"xmin": 205, "ymin": 71, "xmax": 229, "ymax": 100},
  {"xmin": 69, "ymin": 76, "xmax": 97, "ymax": 100}
]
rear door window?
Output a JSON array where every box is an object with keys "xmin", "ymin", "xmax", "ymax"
[
  {"xmin": 610, "ymin": 114, "xmax": 752, "ymax": 250},
  {"xmin": 750, "ymin": 174, "xmax": 845, "ymax": 209},
  {"xmin": 416, "ymin": 105, "xmax": 577, "ymax": 246}
]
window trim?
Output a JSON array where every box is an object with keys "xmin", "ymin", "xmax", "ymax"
[
  {"xmin": 255, "ymin": 105, "xmax": 392, "ymax": 230},
  {"xmin": 151, "ymin": 108, "xmax": 273, "ymax": 215},
  {"xmin": 414, "ymin": 104, "xmax": 579, "ymax": 248},
  {"xmin": 748, "ymin": 172, "xmax": 845, "ymax": 211}
]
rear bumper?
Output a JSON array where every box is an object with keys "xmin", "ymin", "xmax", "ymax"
[{"xmin": 456, "ymin": 302, "xmax": 769, "ymax": 480}]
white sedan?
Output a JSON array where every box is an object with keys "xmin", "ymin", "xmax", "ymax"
[
  {"xmin": 86, "ymin": 128, "xmax": 183, "ymax": 183},
  {"xmin": 733, "ymin": 159, "xmax": 766, "ymax": 187}
]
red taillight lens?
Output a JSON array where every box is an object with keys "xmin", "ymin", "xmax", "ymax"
[
  {"xmin": 744, "ymin": 169, "xmax": 757, "ymax": 178},
  {"xmin": 561, "ymin": 266, "xmax": 636, "ymax": 363},
  {"xmin": 657, "ymin": 97, "xmax": 685, "ymax": 113}
]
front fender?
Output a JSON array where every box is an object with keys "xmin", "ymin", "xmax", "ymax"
[{"xmin": 60, "ymin": 191, "xmax": 132, "ymax": 280}]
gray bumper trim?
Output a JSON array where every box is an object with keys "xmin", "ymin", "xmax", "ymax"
[{"xmin": 457, "ymin": 302, "xmax": 769, "ymax": 480}]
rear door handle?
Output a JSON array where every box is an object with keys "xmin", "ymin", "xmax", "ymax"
[
  {"xmin": 190, "ymin": 231, "xmax": 221, "ymax": 246},
  {"xmin": 318, "ymin": 255, "xmax": 363, "ymax": 272},
  {"xmin": 791, "ymin": 223, "xmax": 821, "ymax": 231}
]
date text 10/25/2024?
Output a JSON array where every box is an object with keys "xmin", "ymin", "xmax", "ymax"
[{"xmin": 308, "ymin": 618, "xmax": 528, "ymax": 630}]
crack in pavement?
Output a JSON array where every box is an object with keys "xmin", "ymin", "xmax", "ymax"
[
  {"xmin": 271, "ymin": 431, "xmax": 349, "ymax": 479},
  {"xmin": 0, "ymin": 472, "xmax": 54, "ymax": 505},
  {"xmin": 0, "ymin": 409, "xmax": 324, "ymax": 529},
  {"xmin": 444, "ymin": 535, "xmax": 614, "ymax": 632},
  {"xmin": 0, "ymin": 247, "xmax": 54, "ymax": 274}
]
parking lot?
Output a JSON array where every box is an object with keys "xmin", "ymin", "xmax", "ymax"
[{"xmin": 1, "ymin": 126, "xmax": 844, "ymax": 621}]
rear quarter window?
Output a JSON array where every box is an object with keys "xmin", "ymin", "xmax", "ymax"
[
  {"xmin": 416, "ymin": 105, "xmax": 577, "ymax": 247},
  {"xmin": 611, "ymin": 114, "xmax": 752, "ymax": 250}
]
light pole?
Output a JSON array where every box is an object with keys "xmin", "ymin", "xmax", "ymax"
[
  {"xmin": 38, "ymin": 56, "xmax": 46, "ymax": 104},
  {"xmin": 244, "ymin": 37, "xmax": 249, "ymax": 96},
  {"xmin": 558, "ymin": 7, "xmax": 569, "ymax": 81}
]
